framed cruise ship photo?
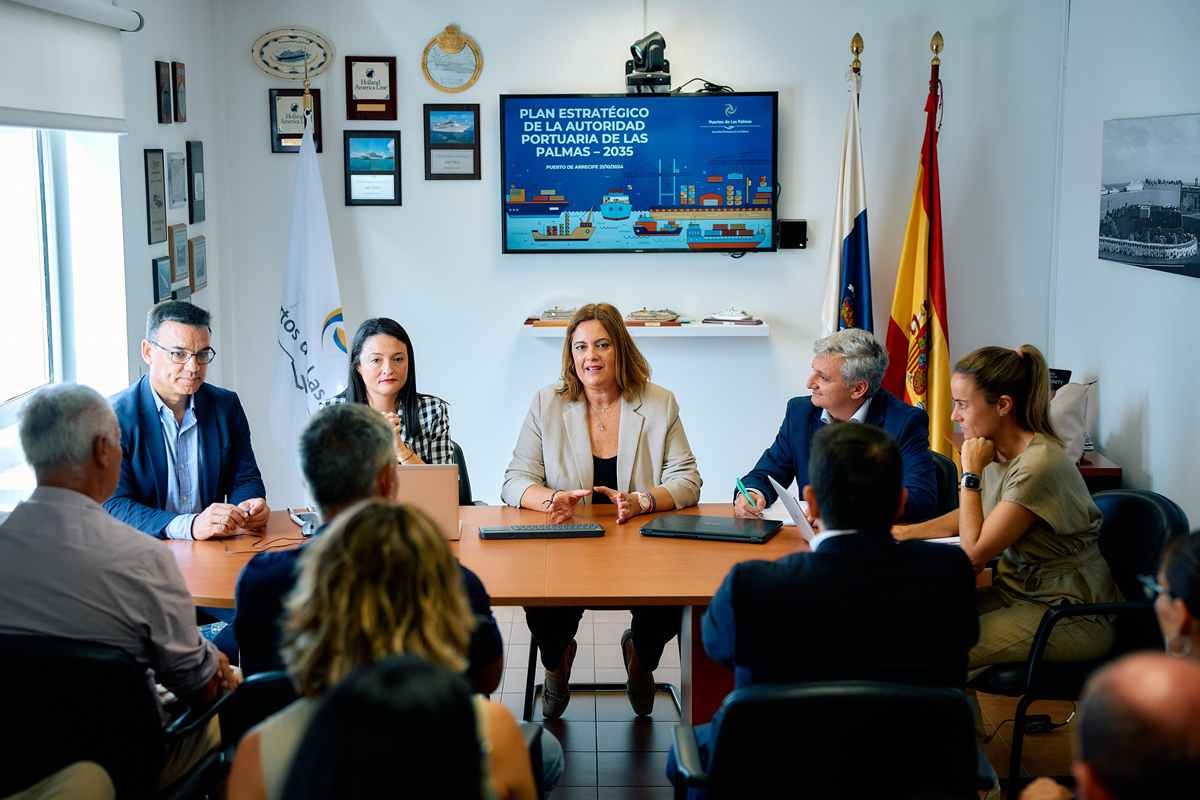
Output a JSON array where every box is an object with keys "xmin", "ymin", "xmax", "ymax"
[
  {"xmin": 1099, "ymin": 113, "xmax": 1200, "ymax": 280},
  {"xmin": 424, "ymin": 104, "xmax": 479, "ymax": 180},
  {"xmin": 344, "ymin": 130, "xmax": 401, "ymax": 205}
]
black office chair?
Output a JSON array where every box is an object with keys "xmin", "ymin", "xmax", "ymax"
[
  {"xmin": 219, "ymin": 670, "xmax": 298, "ymax": 748},
  {"xmin": 451, "ymin": 440, "xmax": 488, "ymax": 506},
  {"xmin": 0, "ymin": 634, "xmax": 233, "ymax": 800},
  {"xmin": 969, "ymin": 489, "xmax": 1190, "ymax": 792},
  {"xmin": 930, "ymin": 450, "xmax": 960, "ymax": 518},
  {"xmin": 672, "ymin": 681, "xmax": 983, "ymax": 800}
]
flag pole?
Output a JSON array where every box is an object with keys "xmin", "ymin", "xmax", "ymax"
[
  {"xmin": 850, "ymin": 33, "xmax": 863, "ymax": 107},
  {"xmin": 929, "ymin": 31, "xmax": 942, "ymax": 91},
  {"xmin": 302, "ymin": 53, "xmax": 313, "ymax": 117}
]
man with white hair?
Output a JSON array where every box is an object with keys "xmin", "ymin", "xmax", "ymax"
[
  {"xmin": 0, "ymin": 384, "xmax": 237, "ymax": 787},
  {"xmin": 735, "ymin": 328, "xmax": 937, "ymax": 523}
]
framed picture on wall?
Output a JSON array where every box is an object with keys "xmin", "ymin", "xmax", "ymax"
[
  {"xmin": 155, "ymin": 61, "xmax": 172, "ymax": 124},
  {"xmin": 186, "ymin": 141, "xmax": 205, "ymax": 223},
  {"xmin": 144, "ymin": 149, "xmax": 167, "ymax": 244},
  {"xmin": 188, "ymin": 236, "xmax": 207, "ymax": 292},
  {"xmin": 152, "ymin": 256, "xmax": 172, "ymax": 303},
  {"xmin": 270, "ymin": 88, "xmax": 322, "ymax": 153},
  {"xmin": 168, "ymin": 223, "xmax": 189, "ymax": 283},
  {"xmin": 167, "ymin": 151, "xmax": 187, "ymax": 210},
  {"xmin": 172, "ymin": 62, "xmax": 187, "ymax": 122},
  {"xmin": 343, "ymin": 130, "xmax": 401, "ymax": 205},
  {"xmin": 345, "ymin": 56, "xmax": 396, "ymax": 120},
  {"xmin": 423, "ymin": 103, "xmax": 480, "ymax": 180}
]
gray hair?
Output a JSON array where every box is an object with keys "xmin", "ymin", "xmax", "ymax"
[
  {"xmin": 18, "ymin": 384, "xmax": 119, "ymax": 474},
  {"xmin": 813, "ymin": 328, "xmax": 889, "ymax": 397},
  {"xmin": 147, "ymin": 300, "xmax": 211, "ymax": 341},
  {"xmin": 299, "ymin": 404, "xmax": 395, "ymax": 516}
]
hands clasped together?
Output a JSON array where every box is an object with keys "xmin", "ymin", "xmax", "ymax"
[{"xmin": 190, "ymin": 497, "xmax": 271, "ymax": 540}]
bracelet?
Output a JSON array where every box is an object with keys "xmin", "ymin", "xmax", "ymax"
[{"xmin": 546, "ymin": 489, "xmax": 561, "ymax": 507}]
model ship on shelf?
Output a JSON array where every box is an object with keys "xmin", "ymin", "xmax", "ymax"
[
  {"xmin": 703, "ymin": 308, "xmax": 763, "ymax": 325},
  {"xmin": 524, "ymin": 307, "xmax": 577, "ymax": 327},
  {"xmin": 625, "ymin": 308, "xmax": 682, "ymax": 326}
]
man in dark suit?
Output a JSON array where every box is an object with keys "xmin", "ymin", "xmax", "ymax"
[
  {"xmin": 668, "ymin": 422, "xmax": 980, "ymax": 792},
  {"xmin": 106, "ymin": 301, "xmax": 268, "ymax": 540},
  {"xmin": 735, "ymin": 327, "xmax": 937, "ymax": 523},
  {"xmin": 234, "ymin": 403, "xmax": 504, "ymax": 693}
]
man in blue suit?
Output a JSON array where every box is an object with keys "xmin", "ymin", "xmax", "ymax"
[
  {"xmin": 106, "ymin": 301, "xmax": 268, "ymax": 540},
  {"xmin": 667, "ymin": 422, "xmax": 980, "ymax": 796},
  {"xmin": 735, "ymin": 327, "xmax": 937, "ymax": 524}
]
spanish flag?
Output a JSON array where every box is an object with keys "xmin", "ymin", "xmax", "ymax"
[{"xmin": 881, "ymin": 82, "xmax": 957, "ymax": 467}]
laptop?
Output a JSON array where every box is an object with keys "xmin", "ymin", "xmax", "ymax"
[
  {"xmin": 393, "ymin": 464, "xmax": 461, "ymax": 541},
  {"xmin": 639, "ymin": 514, "xmax": 782, "ymax": 544}
]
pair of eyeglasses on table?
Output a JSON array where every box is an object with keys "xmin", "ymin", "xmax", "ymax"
[{"xmin": 214, "ymin": 508, "xmax": 317, "ymax": 554}]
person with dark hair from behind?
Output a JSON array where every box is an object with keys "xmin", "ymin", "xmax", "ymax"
[
  {"xmin": 319, "ymin": 317, "xmax": 453, "ymax": 464},
  {"xmin": 278, "ymin": 655, "xmax": 532, "ymax": 800},
  {"xmin": 1020, "ymin": 652, "xmax": 1200, "ymax": 800},
  {"xmin": 226, "ymin": 502, "xmax": 550, "ymax": 800},
  {"xmin": 666, "ymin": 422, "xmax": 980, "ymax": 795},
  {"xmin": 235, "ymin": 403, "xmax": 502, "ymax": 693},
  {"xmin": 1148, "ymin": 531, "xmax": 1200, "ymax": 661}
]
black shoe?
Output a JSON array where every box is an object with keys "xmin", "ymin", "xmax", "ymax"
[
  {"xmin": 542, "ymin": 639, "xmax": 577, "ymax": 719},
  {"xmin": 622, "ymin": 628, "xmax": 655, "ymax": 716}
]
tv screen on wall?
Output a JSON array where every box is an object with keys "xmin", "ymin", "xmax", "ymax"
[{"xmin": 500, "ymin": 92, "xmax": 778, "ymax": 254}]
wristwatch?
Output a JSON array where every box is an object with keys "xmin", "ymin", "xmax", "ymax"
[
  {"xmin": 960, "ymin": 472, "xmax": 982, "ymax": 491},
  {"xmin": 636, "ymin": 492, "xmax": 652, "ymax": 513}
]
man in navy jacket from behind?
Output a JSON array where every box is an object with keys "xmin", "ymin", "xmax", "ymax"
[
  {"xmin": 106, "ymin": 301, "xmax": 268, "ymax": 540},
  {"xmin": 667, "ymin": 422, "xmax": 980, "ymax": 793},
  {"xmin": 734, "ymin": 328, "xmax": 937, "ymax": 524}
]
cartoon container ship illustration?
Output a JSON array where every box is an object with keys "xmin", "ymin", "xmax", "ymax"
[
  {"xmin": 601, "ymin": 191, "xmax": 631, "ymax": 220},
  {"xmin": 684, "ymin": 222, "xmax": 765, "ymax": 250},
  {"xmin": 531, "ymin": 208, "xmax": 595, "ymax": 241},
  {"xmin": 507, "ymin": 186, "xmax": 571, "ymax": 216},
  {"xmin": 632, "ymin": 214, "xmax": 682, "ymax": 237}
]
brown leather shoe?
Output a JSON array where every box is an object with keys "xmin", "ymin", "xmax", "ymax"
[
  {"xmin": 622, "ymin": 628, "xmax": 656, "ymax": 716},
  {"xmin": 541, "ymin": 639, "xmax": 578, "ymax": 719}
]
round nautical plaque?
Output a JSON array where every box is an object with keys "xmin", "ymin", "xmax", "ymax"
[
  {"xmin": 421, "ymin": 26, "xmax": 482, "ymax": 94},
  {"xmin": 252, "ymin": 28, "xmax": 335, "ymax": 80}
]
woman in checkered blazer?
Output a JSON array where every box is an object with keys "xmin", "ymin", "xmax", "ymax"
[{"xmin": 319, "ymin": 318, "xmax": 453, "ymax": 465}]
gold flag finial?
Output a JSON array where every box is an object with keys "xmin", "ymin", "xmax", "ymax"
[
  {"xmin": 930, "ymin": 31, "xmax": 944, "ymax": 65},
  {"xmin": 302, "ymin": 52, "xmax": 313, "ymax": 114},
  {"xmin": 850, "ymin": 33, "xmax": 863, "ymax": 70}
]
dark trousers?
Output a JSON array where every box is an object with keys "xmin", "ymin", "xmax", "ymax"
[{"xmin": 524, "ymin": 606, "xmax": 682, "ymax": 672}]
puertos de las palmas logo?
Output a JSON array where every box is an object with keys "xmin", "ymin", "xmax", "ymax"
[
  {"xmin": 725, "ymin": 104, "xmax": 737, "ymax": 116},
  {"xmin": 322, "ymin": 309, "xmax": 348, "ymax": 354}
]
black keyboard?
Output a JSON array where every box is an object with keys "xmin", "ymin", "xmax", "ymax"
[{"xmin": 478, "ymin": 523, "xmax": 605, "ymax": 540}]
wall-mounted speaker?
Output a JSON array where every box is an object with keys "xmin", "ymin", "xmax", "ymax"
[{"xmin": 778, "ymin": 219, "xmax": 807, "ymax": 249}]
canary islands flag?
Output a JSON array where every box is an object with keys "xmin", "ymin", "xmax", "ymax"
[
  {"xmin": 821, "ymin": 70, "xmax": 872, "ymax": 334},
  {"xmin": 881, "ymin": 81, "xmax": 957, "ymax": 466},
  {"xmin": 270, "ymin": 115, "xmax": 348, "ymax": 479}
]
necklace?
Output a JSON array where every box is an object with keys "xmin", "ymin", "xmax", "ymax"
[{"xmin": 588, "ymin": 402, "xmax": 613, "ymax": 431}]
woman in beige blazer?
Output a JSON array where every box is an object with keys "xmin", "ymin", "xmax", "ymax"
[{"xmin": 502, "ymin": 303, "xmax": 702, "ymax": 720}]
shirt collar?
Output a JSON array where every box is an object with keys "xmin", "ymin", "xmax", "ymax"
[
  {"xmin": 28, "ymin": 485, "xmax": 104, "ymax": 512},
  {"xmin": 820, "ymin": 395, "xmax": 872, "ymax": 426},
  {"xmin": 809, "ymin": 528, "xmax": 861, "ymax": 552},
  {"xmin": 150, "ymin": 384, "xmax": 195, "ymax": 419}
]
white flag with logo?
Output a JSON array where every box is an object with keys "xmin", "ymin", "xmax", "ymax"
[{"xmin": 270, "ymin": 116, "xmax": 347, "ymax": 479}]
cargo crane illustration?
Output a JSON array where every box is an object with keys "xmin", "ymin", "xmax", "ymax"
[
  {"xmin": 623, "ymin": 158, "xmax": 693, "ymax": 207},
  {"xmin": 706, "ymin": 151, "xmax": 774, "ymax": 209}
]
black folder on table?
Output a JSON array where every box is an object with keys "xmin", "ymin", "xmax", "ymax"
[{"xmin": 639, "ymin": 514, "xmax": 782, "ymax": 544}]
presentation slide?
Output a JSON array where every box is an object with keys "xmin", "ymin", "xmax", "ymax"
[{"xmin": 501, "ymin": 93, "xmax": 777, "ymax": 254}]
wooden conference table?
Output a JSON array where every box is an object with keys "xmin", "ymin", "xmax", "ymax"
[{"xmin": 166, "ymin": 503, "xmax": 809, "ymax": 725}]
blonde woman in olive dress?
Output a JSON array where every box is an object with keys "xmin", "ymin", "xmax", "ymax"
[{"xmin": 895, "ymin": 344, "xmax": 1121, "ymax": 681}]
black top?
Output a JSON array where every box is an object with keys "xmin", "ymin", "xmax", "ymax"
[{"xmin": 592, "ymin": 455, "xmax": 617, "ymax": 502}]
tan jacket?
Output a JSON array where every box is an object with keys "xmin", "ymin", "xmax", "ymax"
[{"xmin": 501, "ymin": 381, "xmax": 702, "ymax": 509}]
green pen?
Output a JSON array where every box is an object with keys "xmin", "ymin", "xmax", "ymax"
[{"xmin": 735, "ymin": 477, "xmax": 763, "ymax": 517}]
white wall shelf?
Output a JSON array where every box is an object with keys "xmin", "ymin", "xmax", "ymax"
[{"xmin": 520, "ymin": 323, "xmax": 769, "ymax": 338}]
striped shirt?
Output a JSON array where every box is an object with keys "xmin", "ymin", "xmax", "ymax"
[{"xmin": 319, "ymin": 392, "xmax": 454, "ymax": 465}]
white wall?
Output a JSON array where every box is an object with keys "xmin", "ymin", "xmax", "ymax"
[
  {"xmin": 116, "ymin": 0, "xmax": 227, "ymax": 386},
  {"xmin": 109, "ymin": 0, "xmax": 1068, "ymax": 506},
  {"xmin": 1054, "ymin": 0, "xmax": 1200, "ymax": 524}
]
